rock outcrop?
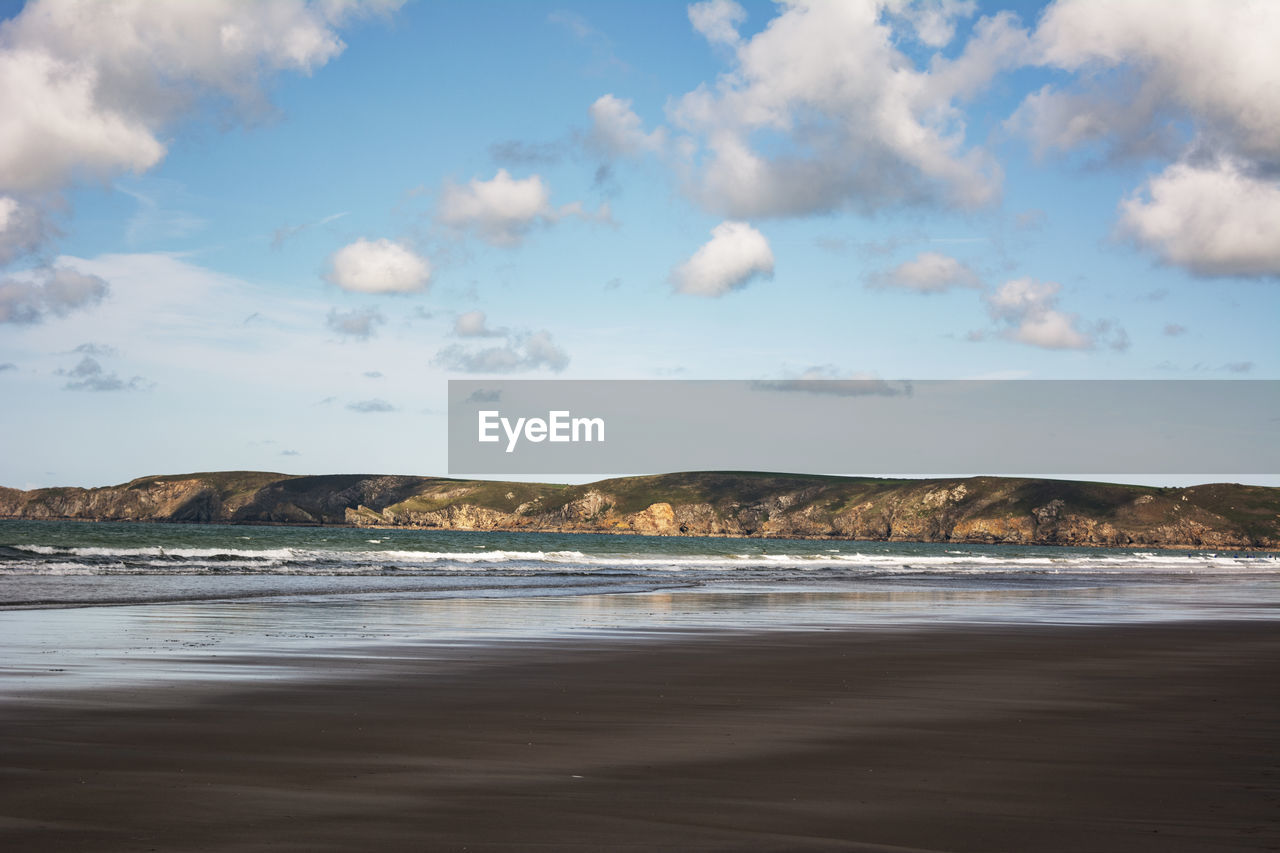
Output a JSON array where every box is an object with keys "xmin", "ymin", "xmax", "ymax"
[{"xmin": 2, "ymin": 471, "xmax": 1277, "ymax": 550}]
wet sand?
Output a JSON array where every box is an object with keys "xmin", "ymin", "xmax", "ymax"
[{"xmin": 2, "ymin": 622, "xmax": 1279, "ymax": 852}]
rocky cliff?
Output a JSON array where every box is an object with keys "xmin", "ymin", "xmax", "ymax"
[{"xmin": 2, "ymin": 471, "xmax": 1277, "ymax": 549}]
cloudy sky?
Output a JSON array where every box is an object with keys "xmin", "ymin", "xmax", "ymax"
[{"xmin": 1, "ymin": 0, "xmax": 1276, "ymax": 488}]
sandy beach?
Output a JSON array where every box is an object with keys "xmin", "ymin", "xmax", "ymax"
[{"xmin": 3, "ymin": 621, "xmax": 1279, "ymax": 852}]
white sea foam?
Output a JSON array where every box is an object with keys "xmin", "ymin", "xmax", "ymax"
[{"xmin": 4, "ymin": 541, "xmax": 1276, "ymax": 578}]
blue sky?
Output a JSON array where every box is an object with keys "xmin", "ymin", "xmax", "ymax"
[{"xmin": 0, "ymin": 0, "xmax": 1276, "ymax": 488}]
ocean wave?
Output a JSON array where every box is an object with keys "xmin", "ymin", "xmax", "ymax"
[
  {"xmin": 3, "ymin": 542, "xmax": 1275, "ymax": 577},
  {"xmin": 15, "ymin": 544, "xmax": 297, "ymax": 560}
]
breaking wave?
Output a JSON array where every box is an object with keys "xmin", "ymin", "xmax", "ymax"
[{"xmin": 2, "ymin": 542, "xmax": 1276, "ymax": 578}]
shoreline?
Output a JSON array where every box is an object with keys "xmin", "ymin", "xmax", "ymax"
[
  {"xmin": 4, "ymin": 515, "xmax": 1279, "ymax": 553},
  {"xmin": 3, "ymin": 621, "xmax": 1279, "ymax": 851}
]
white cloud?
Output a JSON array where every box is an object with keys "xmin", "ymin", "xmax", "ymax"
[
  {"xmin": 326, "ymin": 238, "xmax": 431, "ymax": 293},
  {"xmin": 671, "ymin": 221, "xmax": 774, "ymax": 297},
  {"xmin": 326, "ymin": 306, "xmax": 385, "ymax": 340},
  {"xmin": 894, "ymin": 0, "xmax": 977, "ymax": 48},
  {"xmin": 437, "ymin": 170, "xmax": 551, "ymax": 246},
  {"xmin": 0, "ymin": 48, "xmax": 165, "ymax": 195},
  {"xmin": 669, "ymin": 1, "xmax": 1029, "ymax": 218},
  {"xmin": 1008, "ymin": 310, "xmax": 1091, "ymax": 350},
  {"xmin": 437, "ymin": 169, "xmax": 604, "ymax": 246},
  {"xmin": 0, "ymin": 0, "xmax": 397, "ymax": 261},
  {"xmin": 435, "ymin": 329, "xmax": 569, "ymax": 374},
  {"xmin": 688, "ymin": 0, "xmax": 747, "ymax": 47},
  {"xmin": 0, "ymin": 265, "xmax": 108, "ymax": 324},
  {"xmin": 587, "ymin": 94, "xmax": 666, "ymax": 157},
  {"xmin": 1022, "ymin": 1, "xmax": 1280, "ymax": 162},
  {"xmin": 0, "ymin": 0, "xmax": 380, "ymax": 193},
  {"xmin": 869, "ymin": 251, "xmax": 980, "ymax": 293},
  {"xmin": 0, "ymin": 196, "xmax": 52, "ymax": 265},
  {"xmin": 1118, "ymin": 159, "xmax": 1280, "ymax": 278},
  {"xmin": 983, "ymin": 277, "xmax": 1092, "ymax": 350},
  {"xmin": 1011, "ymin": 1, "xmax": 1280, "ymax": 278},
  {"xmin": 454, "ymin": 310, "xmax": 504, "ymax": 338}
]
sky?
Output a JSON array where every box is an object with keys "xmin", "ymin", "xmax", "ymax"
[{"xmin": 0, "ymin": 0, "xmax": 1277, "ymax": 489}]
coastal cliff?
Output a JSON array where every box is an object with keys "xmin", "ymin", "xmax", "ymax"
[{"xmin": 1, "ymin": 471, "xmax": 1277, "ymax": 549}]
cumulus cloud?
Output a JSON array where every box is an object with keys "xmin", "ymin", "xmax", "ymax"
[
  {"xmin": 0, "ymin": 0, "xmax": 395, "ymax": 195},
  {"xmin": 326, "ymin": 306, "xmax": 385, "ymax": 340},
  {"xmin": 671, "ymin": 221, "xmax": 774, "ymax": 297},
  {"xmin": 438, "ymin": 170, "xmax": 550, "ymax": 246},
  {"xmin": 1012, "ymin": 1, "xmax": 1280, "ymax": 277},
  {"xmin": 868, "ymin": 251, "xmax": 980, "ymax": 293},
  {"xmin": 435, "ymin": 330, "xmax": 569, "ymax": 374},
  {"xmin": 688, "ymin": 0, "xmax": 747, "ymax": 47},
  {"xmin": 0, "ymin": 266, "xmax": 108, "ymax": 324},
  {"xmin": 587, "ymin": 94, "xmax": 666, "ymax": 157},
  {"xmin": 0, "ymin": 46, "xmax": 164, "ymax": 196},
  {"xmin": 1021, "ymin": 1, "xmax": 1280, "ymax": 163},
  {"xmin": 437, "ymin": 169, "xmax": 604, "ymax": 246},
  {"xmin": 1163, "ymin": 323, "xmax": 1187, "ymax": 337},
  {"xmin": 983, "ymin": 277, "xmax": 1093, "ymax": 350},
  {"xmin": 1118, "ymin": 159, "xmax": 1280, "ymax": 278},
  {"xmin": 892, "ymin": 0, "xmax": 977, "ymax": 48},
  {"xmin": 325, "ymin": 238, "xmax": 431, "ymax": 293},
  {"xmin": 0, "ymin": 196, "xmax": 54, "ymax": 265},
  {"xmin": 670, "ymin": 1, "xmax": 1030, "ymax": 218},
  {"xmin": 346, "ymin": 398, "xmax": 395, "ymax": 413},
  {"xmin": 0, "ymin": 0, "xmax": 397, "ymax": 266},
  {"xmin": 59, "ymin": 354, "xmax": 149, "ymax": 392},
  {"xmin": 454, "ymin": 309, "xmax": 504, "ymax": 338},
  {"xmin": 0, "ymin": 362, "xmax": 16, "ymax": 371}
]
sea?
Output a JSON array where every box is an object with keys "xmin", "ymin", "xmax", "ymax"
[{"xmin": 2, "ymin": 519, "xmax": 1279, "ymax": 690}]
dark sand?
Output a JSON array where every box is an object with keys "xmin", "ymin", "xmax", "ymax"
[{"xmin": 3, "ymin": 622, "xmax": 1280, "ymax": 852}]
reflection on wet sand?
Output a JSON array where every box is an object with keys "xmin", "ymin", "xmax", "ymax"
[{"xmin": 4, "ymin": 580, "xmax": 1280, "ymax": 693}]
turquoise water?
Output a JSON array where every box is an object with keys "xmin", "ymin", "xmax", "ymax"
[
  {"xmin": 2, "ymin": 520, "xmax": 1279, "ymax": 692},
  {"xmin": 1, "ymin": 519, "xmax": 1277, "ymax": 608}
]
